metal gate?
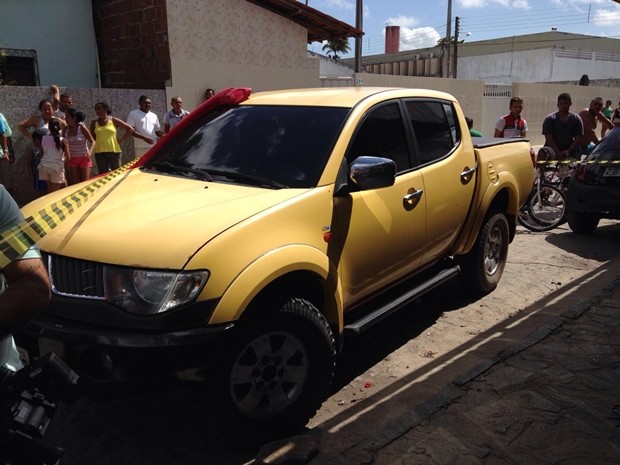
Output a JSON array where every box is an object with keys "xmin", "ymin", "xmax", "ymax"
[{"xmin": 482, "ymin": 84, "xmax": 512, "ymax": 137}]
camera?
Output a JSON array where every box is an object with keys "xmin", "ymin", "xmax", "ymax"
[{"xmin": 0, "ymin": 352, "xmax": 79, "ymax": 465}]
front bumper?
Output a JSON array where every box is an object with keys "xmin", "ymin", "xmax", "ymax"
[{"xmin": 16, "ymin": 313, "xmax": 235, "ymax": 384}]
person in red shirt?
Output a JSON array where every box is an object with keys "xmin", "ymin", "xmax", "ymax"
[{"xmin": 494, "ymin": 97, "xmax": 528, "ymax": 138}]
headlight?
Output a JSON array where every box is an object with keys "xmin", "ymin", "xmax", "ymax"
[{"xmin": 104, "ymin": 267, "xmax": 209, "ymax": 315}]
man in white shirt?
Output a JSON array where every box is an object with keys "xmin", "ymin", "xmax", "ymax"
[
  {"xmin": 126, "ymin": 95, "xmax": 165, "ymax": 158},
  {"xmin": 163, "ymin": 96, "xmax": 190, "ymax": 133}
]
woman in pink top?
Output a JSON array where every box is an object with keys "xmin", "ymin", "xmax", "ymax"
[{"xmin": 63, "ymin": 108, "xmax": 95, "ymax": 184}]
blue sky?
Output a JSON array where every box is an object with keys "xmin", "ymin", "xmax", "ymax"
[{"xmin": 304, "ymin": 0, "xmax": 620, "ymax": 57}]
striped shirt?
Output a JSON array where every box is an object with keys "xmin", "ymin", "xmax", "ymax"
[{"xmin": 65, "ymin": 124, "xmax": 89, "ymax": 158}]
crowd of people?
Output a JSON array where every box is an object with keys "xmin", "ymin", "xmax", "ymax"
[
  {"xmin": 0, "ymin": 85, "xmax": 217, "ymax": 199},
  {"xmin": 2, "ymin": 84, "xmax": 618, "ymax": 201},
  {"xmin": 468, "ymin": 93, "xmax": 618, "ymax": 160}
]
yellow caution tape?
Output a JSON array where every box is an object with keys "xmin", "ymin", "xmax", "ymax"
[
  {"xmin": 537, "ymin": 160, "xmax": 620, "ymax": 165},
  {"xmin": 0, "ymin": 161, "xmax": 136, "ymax": 269}
]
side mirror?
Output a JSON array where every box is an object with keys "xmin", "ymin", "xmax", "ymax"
[{"xmin": 349, "ymin": 156, "xmax": 396, "ymax": 190}]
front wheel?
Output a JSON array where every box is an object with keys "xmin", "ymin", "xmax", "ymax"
[
  {"xmin": 213, "ymin": 298, "xmax": 337, "ymax": 444},
  {"xmin": 459, "ymin": 212, "xmax": 509, "ymax": 294}
]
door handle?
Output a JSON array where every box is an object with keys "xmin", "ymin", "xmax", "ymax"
[
  {"xmin": 403, "ymin": 188, "xmax": 423, "ymax": 210},
  {"xmin": 460, "ymin": 165, "xmax": 477, "ymax": 184}
]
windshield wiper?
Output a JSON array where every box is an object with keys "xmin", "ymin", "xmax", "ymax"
[
  {"xmin": 149, "ymin": 162, "xmax": 213, "ymax": 181},
  {"xmin": 200, "ymin": 168, "xmax": 288, "ymax": 189}
]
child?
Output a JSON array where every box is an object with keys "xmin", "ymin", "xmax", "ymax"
[
  {"xmin": 38, "ymin": 118, "xmax": 70, "ymax": 194},
  {"xmin": 63, "ymin": 108, "xmax": 94, "ymax": 184},
  {"xmin": 29, "ymin": 129, "xmax": 47, "ymax": 197}
]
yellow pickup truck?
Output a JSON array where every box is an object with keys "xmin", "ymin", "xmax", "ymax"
[{"xmin": 19, "ymin": 87, "xmax": 534, "ymax": 441}]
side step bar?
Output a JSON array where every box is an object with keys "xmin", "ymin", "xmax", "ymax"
[{"xmin": 344, "ymin": 265, "xmax": 461, "ymax": 336}]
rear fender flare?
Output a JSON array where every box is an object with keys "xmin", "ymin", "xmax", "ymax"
[{"xmin": 453, "ymin": 169, "xmax": 520, "ymax": 255}]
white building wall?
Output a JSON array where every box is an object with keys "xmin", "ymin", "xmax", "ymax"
[
  {"xmin": 458, "ymin": 48, "xmax": 620, "ymax": 84},
  {"xmin": 458, "ymin": 49, "xmax": 553, "ymax": 84},
  {"xmin": 551, "ymin": 53, "xmax": 620, "ymax": 82},
  {"xmin": 317, "ymin": 57, "xmax": 355, "ymax": 78}
]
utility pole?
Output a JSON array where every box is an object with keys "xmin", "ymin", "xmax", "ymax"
[
  {"xmin": 453, "ymin": 16, "xmax": 460, "ymax": 79},
  {"xmin": 444, "ymin": 0, "xmax": 452, "ymax": 78},
  {"xmin": 354, "ymin": 0, "xmax": 363, "ymax": 73}
]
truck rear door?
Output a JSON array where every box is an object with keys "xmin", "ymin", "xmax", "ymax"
[{"xmin": 403, "ymin": 100, "xmax": 477, "ymax": 265}]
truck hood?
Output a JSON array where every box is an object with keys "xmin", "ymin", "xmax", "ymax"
[{"xmin": 23, "ymin": 170, "xmax": 307, "ymax": 269}]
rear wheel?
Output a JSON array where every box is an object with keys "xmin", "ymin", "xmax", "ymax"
[
  {"xmin": 460, "ymin": 212, "xmax": 509, "ymax": 294},
  {"xmin": 213, "ymin": 298, "xmax": 336, "ymax": 444},
  {"xmin": 567, "ymin": 210, "xmax": 600, "ymax": 234}
]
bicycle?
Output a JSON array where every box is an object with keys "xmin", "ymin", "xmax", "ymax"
[{"xmin": 518, "ymin": 148, "xmax": 575, "ymax": 232}]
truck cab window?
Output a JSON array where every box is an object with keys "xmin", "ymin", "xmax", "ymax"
[
  {"xmin": 405, "ymin": 101, "xmax": 455, "ymax": 165},
  {"xmin": 348, "ymin": 103, "xmax": 410, "ymax": 173}
]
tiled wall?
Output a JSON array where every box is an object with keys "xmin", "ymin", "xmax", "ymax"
[
  {"xmin": 165, "ymin": 0, "xmax": 320, "ymax": 109},
  {"xmin": 0, "ymin": 86, "xmax": 165, "ymax": 206}
]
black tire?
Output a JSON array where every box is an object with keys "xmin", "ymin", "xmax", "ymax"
[
  {"xmin": 528, "ymin": 185, "xmax": 566, "ymax": 229},
  {"xmin": 567, "ymin": 210, "xmax": 600, "ymax": 234},
  {"xmin": 460, "ymin": 212, "xmax": 509, "ymax": 294},
  {"xmin": 213, "ymin": 298, "xmax": 336, "ymax": 445},
  {"xmin": 519, "ymin": 205, "xmax": 557, "ymax": 232}
]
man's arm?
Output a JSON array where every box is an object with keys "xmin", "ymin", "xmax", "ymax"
[
  {"xmin": 596, "ymin": 112, "xmax": 613, "ymax": 131},
  {"xmin": 0, "ymin": 258, "xmax": 50, "ymax": 338},
  {"xmin": 579, "ymin": 109, "xmax": 597, "ymax": 145},
  {"xmin": 154, "ymin": 116, "xmax": 164, "ymax": 138},
  {"xmin": 544, "ymin": 133, "xmax": 562, "ymax": 157},
  {"xmin": 50, "ymin": 84, "xmax": 60, "ymax": 111},
  {"xmin": 0, "ymin": 133, "xmax": 7, "ymax": 160},
  {"xmin": 130, "ymin": 130, "xmax": 155, "ymax": 145}
]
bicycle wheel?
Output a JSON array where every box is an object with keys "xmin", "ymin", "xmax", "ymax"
[
  {"xmin": 518, "ymin": 204, "xmax": 557, "ymax": 232},
  {"xmin": 528, "ymin": 184, "xmax": 566, "ymax": 230}
]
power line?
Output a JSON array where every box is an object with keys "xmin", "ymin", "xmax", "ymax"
[{"xmin": 311, "ymin": 3, "xmax": 619, "ymax": 58}]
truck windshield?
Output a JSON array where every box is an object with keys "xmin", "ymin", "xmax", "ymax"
[{"xmin": 145, "ymin": 105, "xmax": 349, "ymax": 188}]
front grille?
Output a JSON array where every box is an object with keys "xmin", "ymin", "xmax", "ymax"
[{"xmin": 46, "ymin": 254, "xmax": 106, "ymax": 299}]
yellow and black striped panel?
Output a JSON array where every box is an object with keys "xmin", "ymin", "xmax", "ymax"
[{"xmin": 0, "ymin": 161, "xmax": 136, "ymax": 269}]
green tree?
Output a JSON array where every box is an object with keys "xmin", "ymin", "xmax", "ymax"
[{"xmin": 322, "ymin": 38, "xmax": 351, "ymax": 60}]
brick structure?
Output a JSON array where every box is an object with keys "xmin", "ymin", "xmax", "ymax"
[
  {"xmin": 385, "ymin": 25, "xmax": 400, "ymax": 54},
  {"xmin": 92, "ymin": 0, "xmax": 171, "ymax": 89}
]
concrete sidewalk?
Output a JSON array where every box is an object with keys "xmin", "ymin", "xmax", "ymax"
[{"xmin": 302, "ymin": 278, "xmax": 620, "ymax": 465}]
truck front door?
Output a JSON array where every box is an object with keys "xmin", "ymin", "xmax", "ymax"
[{"xmin": 338, "ymin": 101, "xmax": 427, "ymax": 306}]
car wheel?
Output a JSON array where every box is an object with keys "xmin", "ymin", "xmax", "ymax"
[
  {"xmin": 213, "ymin": 298, "xmax": 336, "ymax": 444},
  {"xmin": 567, "ymin": 210, "xmax": 600, "ymax": 234},
  {"xmin": 460, "ymin": 212, "xmax": 509, "ymax": 294}
]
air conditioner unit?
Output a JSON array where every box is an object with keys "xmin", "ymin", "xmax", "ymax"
[
  {"xmin": 414, "ymin": 54, "xmax": 421, "ymax": 60},
  {"xmin": 427, "ymin": 53, "xmax": 434, "ymax": 58}
]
